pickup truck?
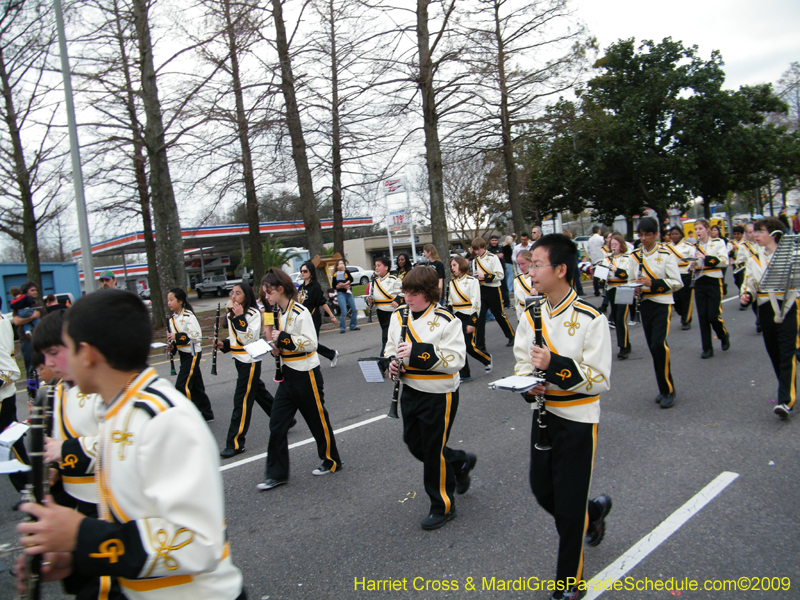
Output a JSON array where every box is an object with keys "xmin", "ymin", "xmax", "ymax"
[{"xmin": 195, "ymin": 275, "xmax": 242, "ymax": 298}]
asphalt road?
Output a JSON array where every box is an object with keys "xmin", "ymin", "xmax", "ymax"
[{"xmin": 2, "ymin": 281, "xmax": 799, "ymax": 600}]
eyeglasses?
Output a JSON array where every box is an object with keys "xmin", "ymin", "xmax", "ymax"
[
  {"xmin": 300, "ymin": 269, "xmax": 309, "ymax": 273},
  {"xmin": 530, "ymin": 264, "xmax": 556, "ymax": 271}
]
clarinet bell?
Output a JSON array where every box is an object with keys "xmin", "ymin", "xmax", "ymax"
[
  {"xmin": 387, "ymin": 399, "xmax": 399, "ymax": 419},
  {"xmin": 534, "ymin": 425, "xmax": 552, "ymax": 451}
]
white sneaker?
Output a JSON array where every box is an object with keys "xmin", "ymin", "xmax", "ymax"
[
  {"xmin": 485, "ymin": 362, "xmax": 493, "ymax": 374},
  {"xmin": 331, "ymin": 350, "xmax": 339, "ymax": 368},
  {"xmin": 774, "ymin": 404, "xmax": 792, "ymax": 420}
]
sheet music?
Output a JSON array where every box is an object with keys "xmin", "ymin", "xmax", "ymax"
[
  {"xmin": 357, "ymin": 358, "xmax": 388, "ymax": 383},
  {"xmin": 244, "ymin": 339, "xmax": 272, "ymax": 360},
  {"xmin": 594, "ymin": 265, "xmax": 610, "ymax": 281},
  {"xmin": 0, "ymin": 422, "xmax": 29, "ymax": 446},
  {"xmin": 488, "ymin": 375, "xmax": 544, "ymax": 393}
]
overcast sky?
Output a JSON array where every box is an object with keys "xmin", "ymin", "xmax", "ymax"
[{"xmin": 576, "ymin": 0, "xmax": 800, "ymax": 90}]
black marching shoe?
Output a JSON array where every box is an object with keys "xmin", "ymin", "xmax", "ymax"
[
  {"xmin": 617, "ymin": 347, "xmax": 631, "ymax": 359},
  {"xmin": 681, "ymin": 322, "xmax": 691, "ymax": 330},
  {"xmin": 701, "ymin": 349, "xmax": 714, "ymax": 359},
  {"xmin": 421, "ymin": 509, "xmax": 456, "ymax": 530},
  {"xmin": 506, "ymin": 337, "xmax": 515, "ymax": 347},
  {"xmin": 455, "ymin": 453, "xmax": 477, "ymax": 494},
  {"xmin": 220, "ymin": 447, "xmax": 245, "ymax": 459},
  {"xmin": 655, "ymin": 394, "xmax": 664, "ymax": 404},
  {"xmin": 585, "ymin": 494, "xmax": 612, "ymax": 547},
  {"xmin": 721, "ymin": 334, "xmax": 731, "ymax": 351},
  {"xmin": 256, "ymin": 478, "xmax": 287, "ymax": 491},
  {"xmin": 659, "ymin": 393, "xmax": 675, "ymax": 409}
]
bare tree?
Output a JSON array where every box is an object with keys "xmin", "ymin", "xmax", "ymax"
[
  {"xmin": 460, "ymin": 0, "xmax": 592, "ymax": 234},
  {"xmin": 0, "ymin": 1, "xmax": 65, "ymax": 291},
  {"xmin": 269, "ymin": 0, "xmax": 323, "ymax": 259}
]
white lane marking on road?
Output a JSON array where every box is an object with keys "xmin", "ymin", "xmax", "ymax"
[
  {"xmin": 219, "ymin": 414, "xmax": 388, "ymax": 472},
  {"xmin": 584, "ymin": 471, "xmax": 739, "ymax": 600}
]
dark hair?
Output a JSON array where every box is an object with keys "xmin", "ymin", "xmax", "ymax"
[
  {"xmin": 65, "ymin": 289, "xmax": 151, "ymax": 371},
  {"xmin": 710, "ymin": 225, "xmax": 722, "ymax": 235},
  {"xmin": 396, "ymin": 253, "xmax": 412, "ymax": 274},
  {"xmin": 168, "ymin": 287, "xmax": 194, "ymax": 313},
  {"xmin": 732, "ymin": 225, "xmax": 744, "ymax": 235},
  {"xmin": 300, "ymin": 260, "xmax": 318, "ymax": 283},
  {"xmin": 32, "ymin": 310, "xmax": 67, "ymax": 353},
  {"xmin": 591, "ymin": 225, "xmax": 601, "ymax": 234},
  {"xmin": 754, "ymin": 217, "xmax": 785, "ymax": 242},
  {"xmin": 375, "ymin": 256, "xmax": 392, "ymax": 269},
  {"xmin": 21, "ymin": 281, "xmax": 37, "ymax": 294},
  {"xmin": 232, "ymin": 281, "xmax": 259, "ymax": 310},
  {"xmin": 669, "ymin": 226, "xmax": 684, "ymax": 239},
  {"xmin": 9, "ymin": 286, "xmax": 21, "ymax": 297},
  {"xmin": 32, "ymin": 351, "xmax": 45, "ymax": 369},
  {"xmin": 450, "ymin": 255, "xmax": 469, "ymax": 275},
  {"xmin": 637, "ymin": 217, "xmax": 659, "ymax": 234},
  {"xmin": 262, "ymin": 268, "xmax": 297, "ymax": 300},
  {"xmin": 532, "ymin": 234, "xmax": 577, "ymax": 284},
  {"xmin": 401, "ymin": 265, "xmax": 441, "ymax": 304},
  {"xmin": 44, "ymin": 294, "xmax": 56, "ymax": 304}
]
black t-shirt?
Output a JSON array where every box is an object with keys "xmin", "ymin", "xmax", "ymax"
[
  {"xmin": 430, "ymin": 260, "xmax": 446, "ymax": 300},
  {"xmin": 502, "ymin": 244, "xmax": 513, "ymax": 264},
  {"xmin": 487, "ymin": 244, "xmax": 504, "ymax": 265},
  {"xmin": 299, "ymin": 280, "xmax": 327, "ymax": 331}
]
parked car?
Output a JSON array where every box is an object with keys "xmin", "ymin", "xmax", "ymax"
[
  {"xmin": 345, "ymin": 265, "xmax": 374, "ymax": 286},
  {"xmin": 290, "ymin": 272, "xmax": 303, "ymax": 289},
  {"xmin": 195, "ymin": 274, "xmax": 243, "ymax": 298},
  {"xmin": 139, "ymin": 288, "xmax": 151, "ymax": 300}
]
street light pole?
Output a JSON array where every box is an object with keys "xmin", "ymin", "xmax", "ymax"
[{"xmin": 54, "ymin": 0, "xmax": 95, "ymax": 292}]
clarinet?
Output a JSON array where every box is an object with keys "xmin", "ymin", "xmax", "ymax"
[
  {"xmin": 272, "ymin": 303, "xmax": 284, "ymax": 383},
  {"xmin": 388, "ymin": 306, "xmax": 410, "ymax": 419},
  {"xmin": 368, "ymin": 273, "xmax": 377, "ymax": 323},
  {"xmin": 530, "ymin": 296, "xmax": 552, "ymax": 451},
  {"xmin": 167, "ymin": 314, "xmax": 177, "ymax": 376},
  {"xmin": 210, "ymin": 303, "xmax": 221, "ymax": 376},
  {"xmin": 21, "ymin": 383, "xmax": 55, "ymax": 599}
]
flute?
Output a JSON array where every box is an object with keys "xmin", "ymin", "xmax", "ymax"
[
  {"xmin": 272, "ymin": 303, "xmax": 284, "ymax": 383},
  {"xmin": 388, "ymin": 306, "xmax": 409, "ymax": 419},
  {"xmin": 210, "ymin": 303, "xmax": 221, "ymax": 376}
]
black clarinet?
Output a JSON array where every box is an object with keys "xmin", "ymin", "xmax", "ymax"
[
  {"xmin": 22, "ymin": 383, "xmax": 55, "ymax": 599},
  {"xmin": 272, "ymin": 303, "xmax": 284, "ymax": 383},
  {"xmin": 210, "ymin": 303, "xmax": 221, "ymax": 376},
  {"xmin": 167, "ymin": 315, "xmax": 177, "ymax": 376},
  {"xmin": 388, "ymin": 306, "xmax": 409, "ymax": 419},
  {"xmin": 530, "ymin": 296, "xmax": 552, "ymax": 451}
]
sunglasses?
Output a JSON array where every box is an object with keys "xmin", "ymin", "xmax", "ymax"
[{"xmin": 300, "ymin": 269, "xmax": 309, "ymax": 273}]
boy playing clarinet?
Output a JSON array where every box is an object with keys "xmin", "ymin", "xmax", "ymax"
[
  {"xmin": 513, "ymin": 234, "xmax": 613, "ymax": 600},
  {"xmin": 384, "ymin": 267, "xmax": 477, "ymax": 531}
]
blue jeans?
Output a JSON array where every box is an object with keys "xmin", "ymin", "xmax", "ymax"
[
  {"xmin": 504, "ymin": 264, "xmax": 514, "ymax": 294},
  {"xmin": 337, "ymin": 291, "xmax": 358, "ymax": 331}
]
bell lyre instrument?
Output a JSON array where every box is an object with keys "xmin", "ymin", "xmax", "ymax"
[
  {"xmin": 529, "ymin": 296, "xmax": 552, "ymax": 451},
  {"xmin": 367, "ymin": 273, "xmax": 377, "ymax": 323},
  {"xmin": 210, "ymin": 303, "xmax": 221, "ymax": 376},
  {"xmin": 272, "ymin": 303, "xmax": 284, "ymax": 383},
  {"xmin": 21, "ymin": 383, "xmax": 55, "ymax": 599},
  {"xmin": 388, "ymin": 306, "xmax": 410, "ymax": 419}
]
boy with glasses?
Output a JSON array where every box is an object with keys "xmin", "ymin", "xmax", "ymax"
[{"xmin": 513, "ymin": 233, "xmax": 612, "ymax": 600}]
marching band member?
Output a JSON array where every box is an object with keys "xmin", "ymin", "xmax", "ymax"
[
  {"xmin": 368, "ymin": 256, "xmax": 404, "ymax": 356},
  {"xmin": 17, "ymin": 290, "xmax": 246, "ymax": 600},
  {"xmin": 395, "ymin": 253, "xmax": 413, "ymax": 280},
  {"xmin": 258, "ymin": 269, "xmax": 342, "ymax": 491},
  {"xmin": 449, "ymin": 255, "xmax": 492, "ymax": 381},
  {"xmin": 472, "ymin": 237, "xmax": 515, "ymax": 351},
  {"xmin": 737, "ymin": 224, "xmax": 761, "ymax": 325},
  {"xmin": 167, "ymin": 287, "xmax": 214, "ymax": 421},
  {"xmin": 513, "ymin": 233, "xmax": 612, "ymax": 600},
  {"xmin": 598, "ymin": 232, "xmax": 614, "ymax": 314},
  {"xmin": 385, "ymin": 267, "xmax": 475, "ymax": 530},
  {"xmin": 216, "ymin": 283, "xmax": 274, "ymax": 458},
  {"xmin": 32, "ymin": 311, "xmax": 126, "ymax": 599},
  {"xmin": 513, "ymin": 249, "xmax": 537, "ymax": 322},
  {"xmin": 665, "ymin": 227, "xmax": 695, "ymax": 330},
  {"xmin": 740, "ymin": 217, "xmax": 797, "ymax": 420},
  {"xmin": 602, "ymin": 234, "xmax": 633, "ymax": 359},
  {"xmin": 0, "ymin": 310, "xmax": 27, "ymax": 494},
  {"xmin": 629, "ymin": 218, "xmax": 683, "ymax": 408},
  {"xmin": 730, "ymin": 225, "xmax": 746, "ymax": 294},
  {"xmin": 692, "ymin": 219, "xmax": 730, "ymax": 359}
]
